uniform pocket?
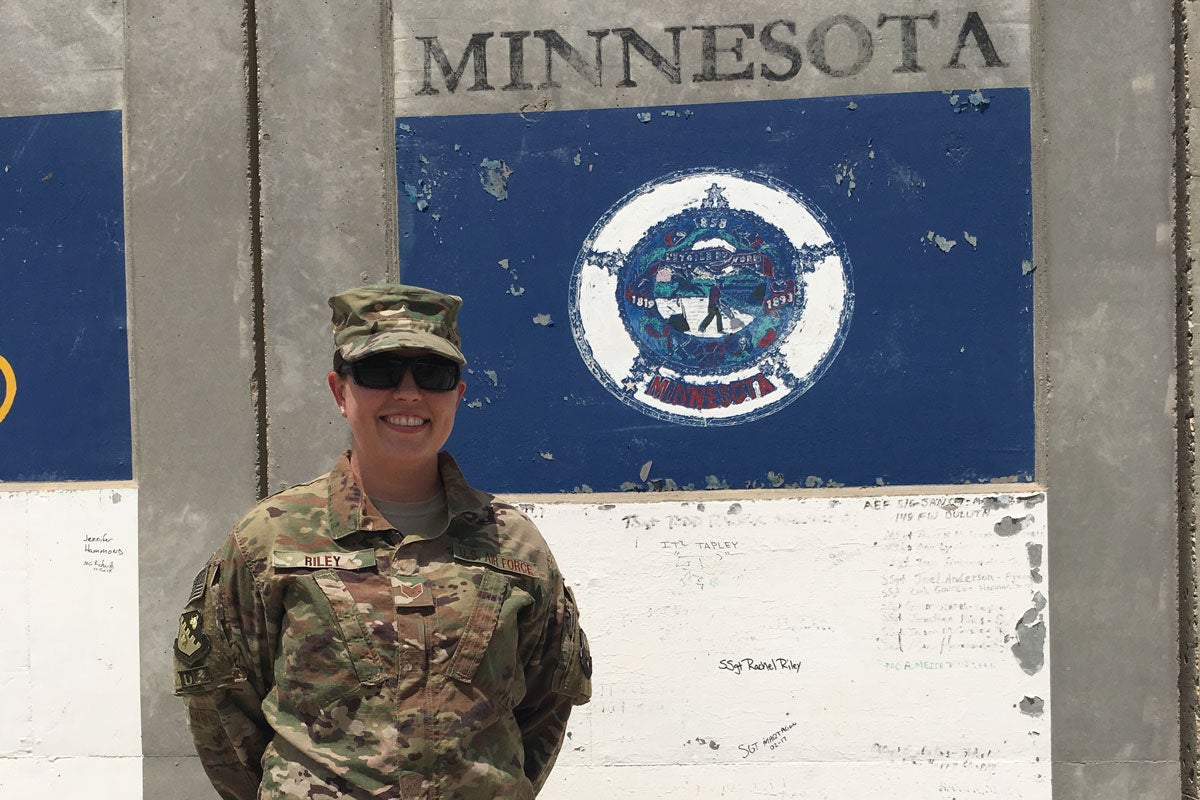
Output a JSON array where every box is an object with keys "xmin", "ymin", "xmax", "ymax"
[
  {"xmin": 444, "ymin": 568, "xmax": 527, "ymax": 709},
  {"xmin": 552, "ymin": 586, "xmax": 592, "ymax": 704},
  {"xmin": 277, "ymin": 569, "xmax": 384, "ymax": 715}
]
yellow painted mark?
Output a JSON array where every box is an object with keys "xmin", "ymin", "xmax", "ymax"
[{"xmin": 0, "ymin": 356, "xmax": 16, "ymax": 424}]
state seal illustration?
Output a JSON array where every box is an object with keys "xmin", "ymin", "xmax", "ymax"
[{"xmin": 569, "ymin": 169, "xmax": 854, "ymax": 426}]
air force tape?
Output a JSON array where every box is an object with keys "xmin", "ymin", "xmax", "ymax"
[{"xmin": 569, "ymin": 169, "xmax": 854, "ymax": 427}]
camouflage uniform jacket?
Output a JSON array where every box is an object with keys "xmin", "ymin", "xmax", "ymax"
[{"xmin": 173, "ymin": 451, "xmax": 592, "ymax": 799}]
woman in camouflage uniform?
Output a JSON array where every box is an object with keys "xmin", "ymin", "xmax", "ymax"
[{"xmin": 173, "ymin": 284, "xmax": 592, "ymax": 799}]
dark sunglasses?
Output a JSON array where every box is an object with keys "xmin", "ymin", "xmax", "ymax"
[{"xmin": 339, "ymin": 354, "xmax": 461, "ymax": 391}]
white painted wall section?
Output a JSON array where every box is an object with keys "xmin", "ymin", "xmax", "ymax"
[
  {"xmin": 537, "ymin": 489, "xmax": 1049, "ymax": 799},
  {"xmin": 0, "ymin": 487, "xmax": 141, "ymax": 800}
]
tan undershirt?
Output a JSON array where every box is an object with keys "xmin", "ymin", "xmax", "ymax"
[{"xmin": 370, "ymin": 492, "xmax": 449, "ymax": 539}]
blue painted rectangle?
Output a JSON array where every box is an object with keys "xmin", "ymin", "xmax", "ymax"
[
  {"xmin": 397, "ymin": 89, "xmax": 1033, "ymax": 493},
  {"xmin": 0, "ymin": 110, "xmax": 132, "ymax": 481}
]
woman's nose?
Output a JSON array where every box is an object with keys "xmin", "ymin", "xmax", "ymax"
[{"xmin": 392, "ymin": 369, "xmax": 421, "ymax": 398}]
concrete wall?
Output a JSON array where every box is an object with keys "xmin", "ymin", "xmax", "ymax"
[{"xmin": 0, "ymin": 1, "xmax": 1185, "ymax": 799}]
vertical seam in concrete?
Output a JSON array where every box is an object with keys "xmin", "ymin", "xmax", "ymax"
[
  {"xmin": 381, "ymin": 0, "xmax": 399, "ymax": 281},
  {"xmin": 121, "ymin": 16, "xmax": 140, "ymax": 481},
  {"xmin": 246, "ymin": 0, "xmax": 269, "ymax": 501},
  {"xmin": 1029, "ymin": 0, "xmax": 1049, "ymax": 483},
  {"xmin": 1177, "ymin": 0, "xmax": 1198, "ymax": 795}
]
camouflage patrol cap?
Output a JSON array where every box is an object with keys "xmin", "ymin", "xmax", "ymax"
[{"xmin": 329, "ymin": 284, "xmax": 466, "ymax": 364}]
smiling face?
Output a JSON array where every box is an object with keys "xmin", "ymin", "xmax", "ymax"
[{"xmin": 327, "ymin": 348, "xmax": 467, "ymax": 501}]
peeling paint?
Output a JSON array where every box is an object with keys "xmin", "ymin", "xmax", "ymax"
[
  {"xmin": 963, "ymin": 231, "xmax": 978, "ymax": 249},
  {"xmin": 983, "ymin": 494, "xmax": 1014, "ymax": 510},
  {"xmin": 834, "ymin": 162, "xmax": 857, "ymax": 197},
  {"xmin": 1018, "ymin": 493, "xmax": 1045, "ymax": 509},
  {"xmin": 403, "ymin": 180, "xmax": 432, "ymax": 212},
  {"xmin": 636, "ymin": 112, "xmax": 651, "ymax": 123},
  {"xmin": 479, "ymin": 158, "xmax": 512, "ymax": 200},
  {"xmin": 1025, "ymin": 542, "xmax": 1043, "ymax": 569},
  {"xmin": 497, "ymin": 258, "xmax": 525, "ymax": 296},
  {"xmin": 1021, "ymin": 259, "xmax": 1036, "ymax": 275},
  {"xmin": 686, "ymin": 736, "xmax": 720, "ymax": 750},
  {"xmin": 1018, "ymin": 696, "xmax": 1044, "ymax": 717},
  {"xmin": 705, "ymin": 475, "xmax": 730, "ymax": 490},
  {"xmin": 532, "ymin": 313, "xmax": 553, "ymax": 327},
  {"xmin": 1011, "ymin": 592, "xmax": 1047, "ymax": 675},
  {"xmin": 950, "ymin": 89, "xmax": 991, "ymax": 113},
  {"xmin": 466, "ymin": 399, "xmax": 483, "ymax": 409},
  {"xmin": 539, "ymin": 451, "xmax": 554, "ymax": 461},
  {"xmin": 846, "ymin": 101, "xmax": 858, "ymax": 111},
  {"xmin": 571, "ymin": 484, "xmax": 594, "ymax": 493},
  {"xmin": 766, "ymin": 471, "xmax": 785, "ymax": 488},
  {"xmin": 923, "ymin": 230, "xmax": 957, "ymax": 252},
  {"xmin": 994, "ymin": 514, "xmax": 1033, "ymax": 536},
  {"xmin": 518, "ymin": 97, "xmax": 553, "ymax": 119},
  {"xmin": 639, "ymin": 461, "xmax": 653, "ymax": 482},
  {"xmin": 483, "ymin": 370, "xmax": 499, "ymax": 386},
  {"xmin": 727, "ymin": 503, "xmax": 742, "ymax": 515},
  {"xmin": 619, "ymin": 481, "xmax": 641, "ymax": 491}
]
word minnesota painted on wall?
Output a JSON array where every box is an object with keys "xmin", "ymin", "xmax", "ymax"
[{"xmin": 412, "ymin": 11, "xmax": 1008, "ymax": 96}]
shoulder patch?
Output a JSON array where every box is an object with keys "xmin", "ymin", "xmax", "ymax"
[
  {"xmin": 174, "ymin": 610, "xmax": 211, "ymax": 666},
  {"xmin": 176, "ymin": 665, "xmax": 213, "ymax": 692},
  {"xmin": 186, "ymin": 567, "xmax": 207, "ymax": 605}
]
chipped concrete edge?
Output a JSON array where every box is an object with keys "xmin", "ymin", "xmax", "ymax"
[
  {"xmin": 1029, "ymin": 0, "xmax": 1049, "ymax": 483},
  {"xmin": 1179, "ymin": 0, "xmax": 1199, "ymax": 795},
  {"xmin": 500, "ymin": 481, "xmax": 1047, "ymax": 505}
]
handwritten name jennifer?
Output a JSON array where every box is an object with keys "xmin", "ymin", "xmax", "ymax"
[{"xmin": 718, "ymin": 657, "xmax": 802, "ymax": 675}]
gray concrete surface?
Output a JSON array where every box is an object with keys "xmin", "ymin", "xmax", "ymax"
[
  {"xmin": 144, "ymin": 756, "xmax": 218, "ymax": 800},
  {"xmin": 0, "ymin": 0, "xmax": 123, "ymax": 117},
  {"xmin": 126, "ymin": 0, "xmax": 258, "ymax": 767},
  {"xmin": 257, "ymin": 0, "xmax": 399, "ymax": 494},
  {"xmin": 1040, "ymin": 0, "xmax": 1182, "ymax": 796}
]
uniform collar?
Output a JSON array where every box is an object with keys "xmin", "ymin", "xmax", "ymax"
[{"xmin": 326, "ymin": 450, "xmax": 493, "ymax": 541}]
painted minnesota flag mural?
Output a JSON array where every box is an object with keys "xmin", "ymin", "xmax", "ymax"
[{"xmin": 393, "ymin": 8, "xmax": 1033, "ymax": 493}]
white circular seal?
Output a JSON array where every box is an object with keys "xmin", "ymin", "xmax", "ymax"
[{"xmin": 569, "ymin": 169, "xmax": 854, "ymax": 426}]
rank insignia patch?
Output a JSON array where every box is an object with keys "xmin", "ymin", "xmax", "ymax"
[
  {"xmin": 174, "ymin": 609, "xmax": 211, "ymax": 666},
  {"xmin": 391, "ymin": 575, "xmax": 434, "ymax": 608}
]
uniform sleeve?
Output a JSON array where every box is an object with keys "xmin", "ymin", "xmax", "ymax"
[
  {"xmin": 513, "ymin": 576, "xmax": 592, "ymax": 794},
  {"xmin": 172, "ymin": 534, "xmax": 275, "ymax": 800}
]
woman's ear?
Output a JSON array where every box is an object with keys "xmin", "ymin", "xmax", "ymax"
[{"xmin": 327, "ymin": 370, "xmax": 347, "ymax": 416}]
